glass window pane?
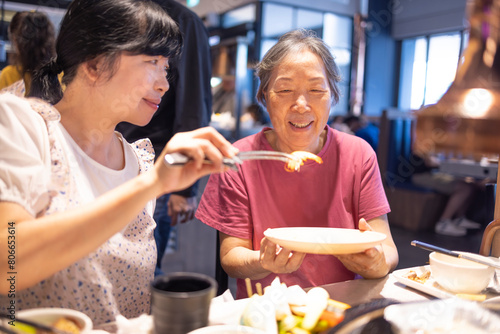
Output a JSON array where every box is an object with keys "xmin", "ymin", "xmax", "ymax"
[
  {"xmin": 399, "ymin": 38, "xmax": 416, "ymax": 109},
  {"xmin": 222, "ymin": 4, "xmax": 256, "ymax": 29},
  {"xmin": 331, "ymin": 83, "xmax": 349, "ymax": 114},
  {"xmin": 331, "ymin": 47, "xmax": 351, "ymax": 79},
  {"xmin": 260, "ymin": 39, "xmax": 278, "ymax": 60},
  {"xmin": 297, "ymin": 9, "xmax": 323, "ymax": 31},
  {"xmin": 323, "ymin": 13, "xmax": 352, "ymax": 50},
  {"xmin": 262, "ymin": 3, "xmax": 293, "ymax": 37},
  {"xmin": 410, "ymin": 37, "xmax": 428, "ymax": 109},
  {"xmin": 424, "ymin": 33, "xmax": 461, "ymax": 105}
]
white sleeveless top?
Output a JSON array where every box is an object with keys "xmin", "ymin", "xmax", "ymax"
[{"xmin": 0, "ymin": 93, "xmax": 157, "ymax": 325}]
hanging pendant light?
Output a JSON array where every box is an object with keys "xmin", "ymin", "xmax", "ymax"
[
  {"xmin": 414, "ymin": 0, "xmax": 500, "ymax": 257},
  {"xmin": 414, "ymin": 0, "xmax": 500, "ymax": 158}
]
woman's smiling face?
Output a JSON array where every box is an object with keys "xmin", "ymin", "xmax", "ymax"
[{"xmin": 265, "ymin": 49, "xmax": 333, "ymax": 154}]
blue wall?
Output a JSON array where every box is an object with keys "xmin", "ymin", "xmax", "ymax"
[{"xmin": 363, "ymin": 0, "xmax": 398, "ymax": 117}]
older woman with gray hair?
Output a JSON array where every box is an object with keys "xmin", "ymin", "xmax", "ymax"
[{"xmin": 196, "ymin": 29, "xmax": 398, "ymax": 298}]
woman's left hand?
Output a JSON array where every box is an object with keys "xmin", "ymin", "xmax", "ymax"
[{"xmin": 334, "ymin": 218, "xmax": 393, "ymax": 279}]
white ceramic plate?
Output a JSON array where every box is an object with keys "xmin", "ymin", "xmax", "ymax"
[
  {"xmin": 392, "ymin": 265, "xmax": 500, "ymax": 301},
  {"xmin": 16, "ymin": 308, "xmax": 93, "ymax": 333},
  {"xmin": 392, "ymin": 265, "xmax": 454, "ymax": 299},
  {"xmin": 263, "ymin": 227, "xmax": 386, "ymax": 255},
  {"xmin": 188, "ymin": 325, "xmax": 266, "ymax": 334}
]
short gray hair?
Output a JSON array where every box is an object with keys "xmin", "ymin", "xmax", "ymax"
[{"xmin": 255, "ymin": 29, "xmax": 341, "ymax": 107}]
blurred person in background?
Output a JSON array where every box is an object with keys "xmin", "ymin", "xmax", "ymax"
[
  {"xmin": 117, "ymin": 0, "xmax": 212, "ymax": 275},
  {"xmin": 0, "ymin": 11, "xmax": 56, "ymax": 95},
  {"xmin": 344, "ymin": 114, "xmax": 379, "ymax": 153},
  {"xmin": 329, "ymin": 114, "xmax": 353, "ymax": 134},
  {"xmin": 411, "ymin": 153, "xmax": 482, "ymax": 236}
]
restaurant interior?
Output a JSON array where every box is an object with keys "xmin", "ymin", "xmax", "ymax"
[{"xmin": 0, "ymin": 0, "xmax": 498, "ymax": 305}]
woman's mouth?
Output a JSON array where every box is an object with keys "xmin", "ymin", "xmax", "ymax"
[
  {"xmin": 290, "ymin": 121, "xmax": 313, "ymax": 129},
  {"xmin": 143, "ymin": 98, "xmax": 160, "ymax": 110}
]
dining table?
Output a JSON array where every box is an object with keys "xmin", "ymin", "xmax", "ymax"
[
  {"xmin": 318, "ymin": 273, "xmax": 429, "ymax": 306},
  {"xmin": 439, "ymin": 158, "xmax": 498, "ymax": 181},
  {"xmin": 95, "ymin": 268, "xmax": 475, "ymax": 334}
]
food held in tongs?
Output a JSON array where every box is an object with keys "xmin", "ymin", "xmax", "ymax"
[{"xmin": 285, "ymin": 151, "xmax": 323, "ymax": 172}]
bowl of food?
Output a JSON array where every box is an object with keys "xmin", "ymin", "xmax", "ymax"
[
  {"xmin": 15, "ymin": 308, "xmax": 93, "ymax": 333},
  {"xmin": 429, "ymin": 251, "xmax": 495, "ymax": 294}
]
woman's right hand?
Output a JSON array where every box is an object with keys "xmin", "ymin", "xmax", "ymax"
[
  {"xmin": 259, "ymin": 237, "xmax": 306, "ymax": 274},
  {"xmin": 154, "ymin": 127, "xmax": 238, "ymax": 195}
]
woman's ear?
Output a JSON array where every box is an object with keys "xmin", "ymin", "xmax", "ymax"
[{"xmin": 81, "ymin": 57, "xmax": 103, "ymax": 83}]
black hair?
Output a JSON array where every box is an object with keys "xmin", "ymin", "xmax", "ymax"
[
  {"xmin": 9, "ymin": 11, "xmax": 56, "ymax": 93},
  {"xmin": 29, "ymin": 0, "xmax": 183, "ymax": 104}
]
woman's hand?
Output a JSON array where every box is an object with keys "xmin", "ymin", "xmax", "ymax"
[
  {"xmin": 154, "ymin": 127, "xmax": 238, "ymax": 195},
  {"xmin": 259, "ymin": 237, "xmax": 306, "ymax": 274},
  {"xmin": 334, "ymin": 218, "xmax": 397, "ymax": 279}
]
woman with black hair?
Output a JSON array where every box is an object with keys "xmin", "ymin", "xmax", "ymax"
[
  {"xmin": 0, "ymin": 0, "xmax": 236, "ymax": 324},
  {"xmin": 0, "ymin": 11, "xmax": 56, "ymax": 95}
]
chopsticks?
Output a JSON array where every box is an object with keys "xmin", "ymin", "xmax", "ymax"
[
  {"xmin": 411, "ymin": 240, "xmax": 500, "ymax": 269},
  {"xmin": 0, "ymin": 313, "xmax": 74, "ymax": 334},
  {"xmin": 245, "ymin": 278, "xmax": 263, "ymax": 297}
]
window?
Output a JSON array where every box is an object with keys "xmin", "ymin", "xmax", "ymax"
[
  {"xmin": 222, "ymin": 3, "xmax": 256, "ymax": 29},
  {"xmin": 398, "ymin": 31, "xmax": 467, "ymax": 110},
  {"xmin": 323, "ymin": 13, "xmax": 352, "ymax": 114},
  {"xmin": 260, "ymin": 3, "xmax": 353, "ymax": 113}
]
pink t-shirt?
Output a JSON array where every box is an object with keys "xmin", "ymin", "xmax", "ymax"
[{"xmin": 196, "ymin": 126, "xmax": 390, "ymax": 298}]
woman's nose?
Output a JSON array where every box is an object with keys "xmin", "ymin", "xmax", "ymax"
[
  {"xmin": 294, "ymin": 94, "xmax": 309, "ymax": 112},
  {"xmin": 156, "ymin": 75, "xmax": 169, "ymax": 94}
]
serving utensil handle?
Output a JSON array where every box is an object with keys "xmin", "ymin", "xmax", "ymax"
[
  {"xmin": 164, "ymin": 153, "xmax": 238, "ymax": 171},
  {"xmin": 411, "ymin": 240, "xmax": 460, "ymax": 257},
  {"xmin": 411, "ymin": 240, "xmax": 500, "ymax": 270},
  {"xmin": 164, "ymin": 152, "xmax": 190, "ymax": 166}
]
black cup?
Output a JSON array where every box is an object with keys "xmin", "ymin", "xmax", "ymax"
[{"xmin": 151, "ymin": 272, "xmax": 217, "ymax": 334}]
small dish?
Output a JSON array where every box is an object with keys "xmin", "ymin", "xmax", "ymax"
[
  {"xmin": 16, "ymin": 308, "xmax": 93, "ymax": 333},
  {"xmin": 392, "ymin": 266, "xmax": 500, "ymax": 301},
  {"xmin": 430, "ymin": 251, "xmax": 495, "ymax": 294},
  {"xmin": 263, "ymin": 227, "xmax": 386, "ymax": 255}
]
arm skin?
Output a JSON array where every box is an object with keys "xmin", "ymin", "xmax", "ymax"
[
  {"xmin": 219, "ymin": 214, "xmax": 398, "ymax": 281},
  {"xmin": 0, "ymin": 127, "xmax": 238, "ymax": 293}
]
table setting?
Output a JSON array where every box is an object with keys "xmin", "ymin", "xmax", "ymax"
[{"xmin": 5, "ymin": 229, "xmax": 500, "ymax": 334}]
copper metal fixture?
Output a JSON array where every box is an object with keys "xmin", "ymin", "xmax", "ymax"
[{"xmin": 413, "ymin": 0, "xmax": 500, "ymax": 256}]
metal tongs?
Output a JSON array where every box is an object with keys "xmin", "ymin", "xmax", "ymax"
[{"xmin": 164, "ymin": 150, "xmax": 300, "ymax": 172}]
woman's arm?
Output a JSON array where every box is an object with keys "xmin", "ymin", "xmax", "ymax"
[{"xmin": 0, "ymin": 127, "xmax": 237, "ymax": 293}]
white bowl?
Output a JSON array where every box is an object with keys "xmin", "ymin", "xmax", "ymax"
[
  {"xmin": 429, "ymin": 251, "xmax": 495, "ymax": 294},
  {"xmin": 17, "ymin": 308, "xmax": 93, "ymax": 333},
  {"xmin": 188, "ymin": 325, "xmax": 266, "ymax": 334}
]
